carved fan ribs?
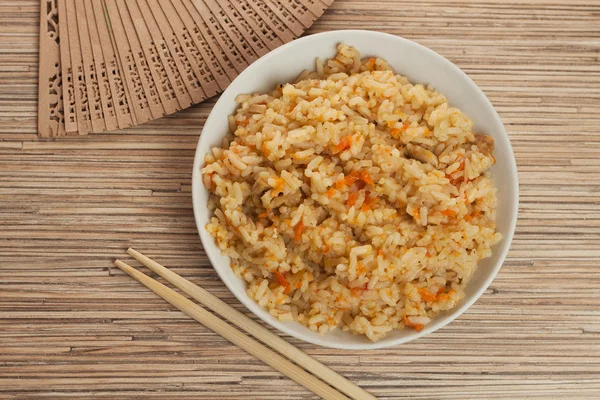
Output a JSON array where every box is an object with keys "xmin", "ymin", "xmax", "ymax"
[
  {"xmin": 144, "ymin": 0, "xmax": 204, "ymax": 104},
  {"xmin": 75, "ymin": 0, "xmax": 106, "ymax": 132},
  {"xmin": 37, "ymin": 0, "xmax": 334, "ymax": 136},
  {"xmin": 159, "ymin": 1, "xmax": 219, "ymax": 97},
  {"xmin": 65, "ymin": 0, "xmax": 91, "ymax": 134},
  {"xmin": 104, "ymin": 0, "xmax": 153, "ymax": 124},
  {"xmin": 84, "ymin": 0, "xmax": 118, "ymax": 131},
  {"xmin": 123, "ymin": 0, "xmax": 180, "ymax": 114},
  {"xmin": 38, "ymin": 0, "xmax": 66, "ymax": 137},
  {"xmin": 91, "ymin": 0, "xmax": 135, "ymax": 128}
]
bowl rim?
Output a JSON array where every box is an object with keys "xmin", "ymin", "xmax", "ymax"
[{"xmin": 191, "ymin": 29, "xmax": 519, "ymax": 350}]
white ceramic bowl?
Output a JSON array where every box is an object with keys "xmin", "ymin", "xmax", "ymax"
[{"xmin": 192, "ymin": 30, "xmax": 518, "ymax": 350}]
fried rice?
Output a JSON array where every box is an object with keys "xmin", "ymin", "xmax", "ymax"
[{"xmin": 201, "ymin": 44, "xmax": 501, "ymax": 341}]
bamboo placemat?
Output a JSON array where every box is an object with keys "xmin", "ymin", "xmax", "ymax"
[
  {"xmin": 4, "ymin": 1, "xmax": 600, "ymax": 398},
  {"xmin": 37, "ymin": 0, "xmax": 334, "ymax": 137}
]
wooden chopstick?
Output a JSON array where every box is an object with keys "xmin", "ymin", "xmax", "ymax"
[
  {"xmin": 114, "ymin": 259, "xmax": 350, "ymax": 400},
  {"xmin": 126, "ymin": 248, "xmax": 376, "ymax": 400}
]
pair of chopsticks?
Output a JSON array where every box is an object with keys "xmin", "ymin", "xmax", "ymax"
[{"xmin": 114, "ymin": 248, "xmax": 376, "ymax": 400}]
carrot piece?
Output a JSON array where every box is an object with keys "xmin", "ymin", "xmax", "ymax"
[
  {"xmin": 326, "ymin": 188, "xmax": 336, "ymax": 198},
  {"xmin": 351, "ymin": 283, "xmax": 368, "ymax": 297},
  {"xmin": 335, "ymin": 179, "xmax": 346, "ymax": 190},
  {"xmin": 418, "ymin": 288, "xmax": 437, "ymax": 302},
  {"xmin": 390, "ymin": 128, "xmax": 401, "ymax": 138},
  {"xmin": 403, "ymin": 315, "xmax": 424, "ymax": 332},
  {"xmin": 335, "ymin": 135, "xmax": 353, "ymax": 153},
  {"xmin": 357, "ymin": 263, "xmax": 366, "ymax": 275},
  {"xmin": 413, "ymin": 208, "xmax": 421, "ymax": 221},
  {"xmin": 274, "ymin": 178, "xmax": 285, "ymax": 192},
  {"xmin": 207, "ymin": 172, "xmax": 216, "ymax": 191},
  {"xmin": 390, "ymin": 123, "xmax": 408, "ymax": 138},
  {"xmin": 360, "ymin": 191, "xmax": 370, "ymax": 211},
  {"xmin": 294, "ymin": 221, "xmax": 304, "ymax": 242},
  {"xmin": 258, "ymin": 212, "xmax": 269, "ymax": 218},
  {"xmin": 344, "ymin": 173, "xmax": 359, "ymax": 186},
  {"xmin": 438, "ymin": 289, "xmax": 456, "ymax": 301},
  {"xmin": 446, "ymin": 173, "xmax": 462, "ymax": 186},
  {"xmin": 441, "ymin": 209, "xmax": 456, "ymax": 217},
  {"xmin": 346, "ymin": 192, "xmax": 358, "ymax": 207},
  {"xmin": 360, "ymin": 171, "xmax": 374, "ymax": 185},
  {"xmin": 274, "ymin": 271, "xmax": 291, "ymax": 294},
  {"xmin": 367, "ymin": 57, "xmax": 376, "ymax": 70},
  {"xmin": 368, "ymin": 191, "xmax": 378, "ymax": 207}
]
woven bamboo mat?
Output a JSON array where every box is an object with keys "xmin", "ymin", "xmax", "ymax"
[{"xmin": 3, "ymin": 1, "xmax": 600, "ymax": 398}]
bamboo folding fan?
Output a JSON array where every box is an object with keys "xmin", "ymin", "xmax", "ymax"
[{"xmin": 38, "ymin": 0, "xmax": 334, "ymax": 137}]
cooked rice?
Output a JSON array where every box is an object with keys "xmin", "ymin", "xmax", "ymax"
[{"xmin": 202, "ymin": 44, "xmax": 502, "ymax": 341}]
